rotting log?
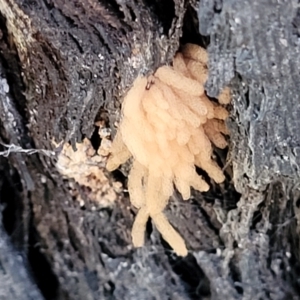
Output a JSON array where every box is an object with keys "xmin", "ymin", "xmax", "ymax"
[
  {"xmin": 199, "ymin": 1, "xmax": 300, "ymax": 297},
  {"xmin": 0, "ymin": 0, "xmax": 299, "ymax": 299}
]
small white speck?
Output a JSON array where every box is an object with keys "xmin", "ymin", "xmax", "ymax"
[
  {"xmin": 3, "ymin": 82, "xmax": 9, "ymax": 93},
  {"xmin": 235, "ymin": 17, "xmax": 241, "ymax": 24},
  {"xmin": 41, "ymin": 175, "xmax": 47, "ymax": 183},
  {"xmin": 279, "ymin": 38, "xmax": 288, "ymax": 47}
]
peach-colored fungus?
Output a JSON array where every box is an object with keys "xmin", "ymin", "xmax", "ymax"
[{"xmin": 107, "ymin": 44, "xmax": 230, "ymax": 256}]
